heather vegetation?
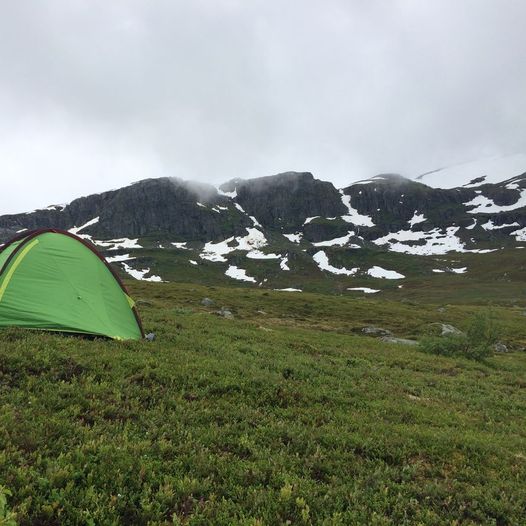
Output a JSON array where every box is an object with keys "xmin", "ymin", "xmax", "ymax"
[{"xmin": 0, "ymin": 282, "xmax": 525, "ymax": 524}]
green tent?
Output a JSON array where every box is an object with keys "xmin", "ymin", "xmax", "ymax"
[{"xmin": 0, "ymin": 229, "xmax": 144, "ymax": 340}]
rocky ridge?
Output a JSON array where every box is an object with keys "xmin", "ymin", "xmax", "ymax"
[{"xmin": 1, "ymin": 167, "xmax": 526, "ymax": 290}]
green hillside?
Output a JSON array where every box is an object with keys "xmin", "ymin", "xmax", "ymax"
[
  {"xmin": 119, "ymin": 245, "xmax": 526, "ymax": 306},
  {"xmin": 0, "ymin": 282, "xmax": 525, "ymax": 524}
]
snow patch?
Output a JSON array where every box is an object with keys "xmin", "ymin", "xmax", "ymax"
[
  {"xmin": 246, "ymin": 250, "xmax": 281, "ymax": 260},
  {"xmin": 200, "ymin": 228, "xmax": 268, "ymax": 262},
  {"xmin": 373, "ymin": 227, "xmax": 466, "ymax": 255},
  {"xmin": 171, "ymin": 242, "xmax": 189, "ymax": 249},
  {"xmin": 103, "ymin": 238, "xmax": 142, "ymax": 250},
  {"xmin": 280, "ymin": 256, "xmax": 290, "ymax": 271},
  {"xmin": 464, "ymin": 190, "xmax": 526, "ymax": 214},
  {"xmin": 466, "ymin": 248, "xmax": 499, "ymax": 254},
  {"xmin": 511, "ymin": 226, "xmax": 526, "ymax": 241},
  {"xmin": 339, "ymin": 190, "xmax": 375, "ymax": 227},
  {"xmin": 200, "ymin": 238, "xmax": 235, "ymax": 262},
  {"xmin": 313, "ymin": 250, "xmax": 358, "ymax": 276},
  {"xmin": 218, "ymin": 188, "xmax": 237, "ymax": 198},
  {"xmin": 121, "ymin": 263, "xmax": 162, "ymax": 282},
  {"xmin": 189, "ymin": 260, "xmax": 198, "ymax": 265},
  {"xmin": 71, "ymin": 233, "xmax": 143, "ymax": 251},
  {"xmin": 367, "ymin": 266, "xmax": 405, "ymax": 279},
  {"xmin": 235, "ymin": 228, "xmax": 268, "ymax": 251},
  {"xmin": 274, "ymin": 288, "xmax": 302, "ymax": 292},
  {"xmin": 249, "ymin": 216, "xmax": 263, "ymax": 227},
  {"xmin": 234, "ymin": 203, "xmax": 246, "ymax": 214},
  {"xmin": 481, "ymin": 220, "xmax": 520, "ymax": 230},
  {"xmin": 225, "ymin": 265, "xmax": 256, "ymax": 283},
  {"xmin": 45, "ymin": 204, "xmax": 67, "ymax": 211},
  {"xmin": 283, "ymin": 232, "xmax": 302, "ymax": 243},
  {"xmin": 408, "ymin": 211, "xmax": 426, "ymax": 227},
  {"xmin": 347, "ymin": 287, "xmax": 380, "ymax": 294},
  {"xmin": 312, "ymin": 231, "xmax": 355, "ymax": 247},
  {"xmin": 351, "ymin": 176, "xmax": 386, "ymax": 185},
  {"xmin": 106, "ymin": 253, "xmax": 134, "ymax": 263},
  {"xmin": 69, "ymin": 216, "xmax": 99, "ymax": 235}
]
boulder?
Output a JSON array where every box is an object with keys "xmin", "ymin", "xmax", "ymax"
[
  {"xmin": 439, "ymin": 324, "xmax": 464, "ymax": 336},
  {"xmin": 216, "ymin": 307, "xmax": 234, "ymax": 319},
  {"xmin": 427, "ymin": 323, "xmax": 465, "ymax": 337},
  {"xmin": 361, "ymin": 326, "xmax": 393, "ymax": 337},
  {"xmin": 494, "ymin": 342, "xmax": 509, "ymax": 353}
]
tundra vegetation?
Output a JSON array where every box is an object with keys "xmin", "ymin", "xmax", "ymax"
[{"xmin": 0, "ymin": 281, "xmax": 525, "ymax": 525}]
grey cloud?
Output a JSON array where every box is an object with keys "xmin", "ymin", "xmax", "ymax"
[{"xmin": 0, "ymin": 0, "xmax": 525, "ymax": 213}]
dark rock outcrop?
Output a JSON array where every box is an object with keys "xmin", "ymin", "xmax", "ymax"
[
  {"xmin": 220, "ymin": 172, "xmax": 347, "ymax": 230},
  {"xmin": 0, "ymin": 178, "xmax": 252, "ymax": 243},
  {"xmin": 1, "ymin": 171, "xmax": 526, "ymax": 251}
]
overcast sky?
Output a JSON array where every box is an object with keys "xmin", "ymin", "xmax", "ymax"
[{"xmin": 1, "ymin": 0, "xmax": 525, "ymax": 214}]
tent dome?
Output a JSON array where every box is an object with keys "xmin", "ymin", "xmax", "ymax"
[{"xmin": 0, "ymin": 229, "xmax": 144, "ymax": 340}]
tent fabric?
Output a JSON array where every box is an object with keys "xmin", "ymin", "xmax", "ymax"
[{"xmin": 0, "ymin": 229, "xmax": 144, "ymax": 340}]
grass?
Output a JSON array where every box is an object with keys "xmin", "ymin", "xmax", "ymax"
[
  {"xmin": 0, "ymin": 282, "xmax": 525, "ymax": 524},
  {"xmin": 122, "ymin": 244, "xmax": 526, "ymax": 305}
]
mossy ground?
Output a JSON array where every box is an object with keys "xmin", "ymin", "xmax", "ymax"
[{"xmin": 0, "ymin": 282, "xmax": 525, "ymax": 525}]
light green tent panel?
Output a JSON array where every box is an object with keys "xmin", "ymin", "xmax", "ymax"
[{"xmin": 0, "ymin": 231, "xmax": 143, "ymax": 340}]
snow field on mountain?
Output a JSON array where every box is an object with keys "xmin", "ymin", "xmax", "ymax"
[
  {"xmin": 372, "ymin": 227, "xmax": 466, "ymax": 255},
  {"xmin": 464, "ymin": 189, "xmax": 526, "ymax": 214},
  {"xmin": 414, "ymin": 153, "xmax": 526, "ymax": 188},
  {"xmin": 200, "ymin": 228, "xmax": 268, "ymax": 262}
]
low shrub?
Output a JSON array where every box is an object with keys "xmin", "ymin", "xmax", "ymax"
[
  {"xmin": 0, "ymin": 486, "xmax": 17, "ymax": 526},
  {"xmin": 420, "ymin": 311, "xmax": 500, "ymax": 360}
]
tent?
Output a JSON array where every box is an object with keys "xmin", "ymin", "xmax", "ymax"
[{"xmin": 0, "ymin": 229, "xmax": 144, "ymax": 340}]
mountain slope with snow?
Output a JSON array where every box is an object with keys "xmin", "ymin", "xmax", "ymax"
[
  {"xmin": 413, "ymin": 153, "xmax": 526, "ymax": 189},
  {"xmin": 2, "ymin": 167, "xmax": 526, "ymax": 294}
]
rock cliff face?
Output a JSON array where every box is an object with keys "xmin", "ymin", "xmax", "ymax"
[
  {"xmin": 0, "ymin": 178, "xmax": 251, "ymax": 242},
  {"xmin": 1, "ymin": 170, "xmax": 526, "ymax": 252},
  {"xmin": 342, "ymin": 175, "xmax": 474, "ymax": 232},
  {"xmin": 220, "ymin": 172, "xmax": 346, "ymax": 229}
]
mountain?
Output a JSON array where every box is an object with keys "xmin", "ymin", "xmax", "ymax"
[
  {"xmin": 413, "ymin": 152, "xmax": 526, "ymax": 188},
  {"xmin": 2, "ymin": 165, "xmax": 526, "ymax": 300}
]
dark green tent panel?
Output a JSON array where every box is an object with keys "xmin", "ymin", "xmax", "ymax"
[{"xmin": 0, "ymin": 229, "xmax": 144, "ymax": 340}]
